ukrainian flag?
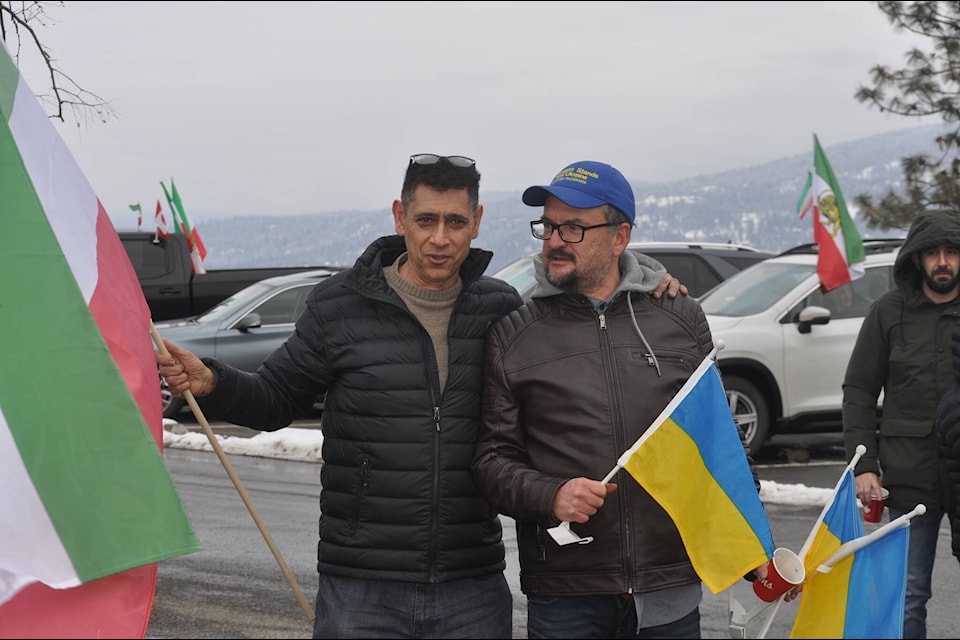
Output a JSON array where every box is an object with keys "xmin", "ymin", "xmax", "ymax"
[
  {"xmin": 622, "ymin": 358, "xmax": 774, "ymax": 594},
  {"xmin": 799, "ymin": 468, "xmax": 863, "ymax": 574},
  {"xmin": 790, "ymin": 525, "xmax": 908, "ymax": 638}
]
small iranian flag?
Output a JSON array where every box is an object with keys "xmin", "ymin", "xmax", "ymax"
[
  {"xmin": 797, "ymin": 134, "xmax": 866, "ymax": 291},
  {"xmin": 161, "ymin": 178, "xmax": 207, "ymax": 274},
  {"xmin": 129, "ymin": 202, "xmax": 142, "ymax": 229},
  {"xmin": 0, "ymin": 40, "xmax": 199, "ymax": 637}
]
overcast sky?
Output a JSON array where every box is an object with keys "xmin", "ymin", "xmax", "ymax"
[{"xmin": 11, "ymin": 1, "xmax": 932, "ymax": 227}]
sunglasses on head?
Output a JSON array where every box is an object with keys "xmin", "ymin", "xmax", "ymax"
[{"xmin": 409, "ymin": 154, "xmax": 476, "ymax": 168}]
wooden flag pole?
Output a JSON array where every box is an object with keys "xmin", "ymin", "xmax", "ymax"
[{"xmin": 151, "ymin": 323, "xmax": 315, "ymax": 624}]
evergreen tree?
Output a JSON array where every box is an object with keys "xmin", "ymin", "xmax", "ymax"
[{"xmin": 855, "ymin": 1, "xmax": 960, "ymax": 229}]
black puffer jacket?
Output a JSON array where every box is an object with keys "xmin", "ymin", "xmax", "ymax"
[
  {"xmin": 198, "ymin": 235, "xmax": 524, "ymax": 582},
  {"xmin": 843, "ymin": 209, "xmax": 960, "ymax": 513}
]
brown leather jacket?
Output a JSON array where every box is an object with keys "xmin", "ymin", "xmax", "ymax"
[{"xmin": 472, "ymin": 252, "xmax": 754, "ymax": 595}]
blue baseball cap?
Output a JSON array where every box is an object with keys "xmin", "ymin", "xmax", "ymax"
[{"xmin": 522, "ymin": 160, "xmax": 636, "ymax": 225}]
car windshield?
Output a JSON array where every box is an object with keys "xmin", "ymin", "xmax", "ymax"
[
  {"xmin": 699, "ymin": 262, "xmax": 816, "ymax": 317},
  {"xmin": 193, "ymin": 281, "xmax": 277, "ymax": 324}
]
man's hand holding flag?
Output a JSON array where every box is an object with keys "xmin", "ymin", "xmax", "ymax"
[{"xmin": 548, "ymin": 343, "xmax": 776, "ymax": 595}]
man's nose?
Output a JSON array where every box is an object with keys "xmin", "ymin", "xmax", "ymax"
[
  {"xmin": 430, "ymin": 222, "xmax": 451, "ymax": 244},
  {"xmin": 545, "ymin": 227, "xmax": 569, "ymax": 247}
]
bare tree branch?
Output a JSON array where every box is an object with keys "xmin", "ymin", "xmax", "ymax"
[{"xmin": 0, "ymin": 1, "xmax": 116, "ymax": 125}]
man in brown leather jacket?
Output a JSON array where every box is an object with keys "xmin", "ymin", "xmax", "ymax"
[{"xmin": 472, "ymin": 160, "xmax": 766, "ymax": 639}]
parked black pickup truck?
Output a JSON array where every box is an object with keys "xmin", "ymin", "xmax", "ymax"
[{"xmin": 120, "ymin": 231, "xmax": 341, "ymax": 321}]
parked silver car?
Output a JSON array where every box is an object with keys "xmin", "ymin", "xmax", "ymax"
[{"xmin": 156, "ymin": 267, "xmax": 344, "ymax": 418}]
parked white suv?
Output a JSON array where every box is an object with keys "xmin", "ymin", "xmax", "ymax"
[{"xmin": 698, "ymin": 239, "xmax": 904, "ymax": 453}]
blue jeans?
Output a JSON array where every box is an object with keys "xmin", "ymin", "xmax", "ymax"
[
  {"xmin": 311, "ymin": 573, "xmax": 512, "ymax": 639},
  {"xmin": 888, "ymin": 506, "xmax": 945, "ymax": 639},
  {"xmin": 526, "ymin": 593, "xmax": 700, "ymax": 639}
]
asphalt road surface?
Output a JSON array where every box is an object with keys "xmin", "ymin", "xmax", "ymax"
[{"xmin": 147, "ymin": 428, "xmax": 960, "ymax": 639}]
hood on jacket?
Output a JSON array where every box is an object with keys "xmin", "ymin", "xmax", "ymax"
[
  {"xmin": 894, "ymin": 208, "xmax": 960, "ymax": 294},
  {"xmin": 530, "ymin": 249, "xmax": 667, "ymax": 299}
]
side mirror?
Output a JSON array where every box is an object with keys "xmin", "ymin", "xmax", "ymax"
[
  {"xmin": 235, "ymin": 312, "xmax": 262, "ymax": 332},
  {"xmin": 796, "ymin": 305, "xmax": 831, "ymax": 334}
]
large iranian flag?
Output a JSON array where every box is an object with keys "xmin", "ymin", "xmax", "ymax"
[
  {"xmin": 797, "ymin": 134, "xmax": 866, "ymax": 291},
  {"xmin": 0, "ymin": 40, "xmax": 200, "ymax": 637}
]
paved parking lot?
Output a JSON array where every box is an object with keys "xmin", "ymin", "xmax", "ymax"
[{"xmin": 156, "ymin": 426, "xmax": 960, "ymax": 638}]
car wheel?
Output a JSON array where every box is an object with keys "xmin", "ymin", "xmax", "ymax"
[
  {"xmin": 723, "ymin": 375, "xmax": 770, "ymax": 454},
  {"xmin": 160, "ymin": 377, "xmax": 186, "ymax": 419}
]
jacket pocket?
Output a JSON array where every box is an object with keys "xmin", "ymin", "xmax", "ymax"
[{"xmin": 879, "ymin": 418, "xmax": 934, "ymax": 438}]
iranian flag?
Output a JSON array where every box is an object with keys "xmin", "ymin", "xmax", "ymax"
[
  {"xmin": 129, "ymin": 202, "xmax": 142, "ymax": 229},
  {"xmin": 0, "ymin": 40, "xmax": 199, "ymax": 637},
  {"xmin": 797, "ymin": 134, "xmax": 866, "ymax": 291},
  {"xmin": 161, "ymin": 178, "xmax": 207, "ymax": 274}
]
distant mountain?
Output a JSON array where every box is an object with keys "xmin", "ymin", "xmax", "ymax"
[{"xmin": 191, "ymin": 124, "xmax": 946, "ymax": 275}]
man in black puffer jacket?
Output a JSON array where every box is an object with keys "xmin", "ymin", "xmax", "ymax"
[
  {"xmin": 157, "ymin": 155, "xmax": 521, "ymax": 638},
  {"xmin": 157, "ymin": 153, "xmax": 686, "ymax": 639}
]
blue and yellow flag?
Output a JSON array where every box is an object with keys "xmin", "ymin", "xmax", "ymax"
[
  {"xmin": 622, "ymin": 358, "xmax": 774, "ymax": 594},
  {"xmin": 790, "ymin": 525, "xmax": 908, "ymax": 638},
  {"xmin": 799, "ymin": 467, "xmax": 863, "ymax": 574}
]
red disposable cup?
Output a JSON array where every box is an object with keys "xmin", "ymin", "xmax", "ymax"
[
  {"xmin": 863, "ymin": 488, "xmax": 889, "ymax": 523},
  {"xmin": 752, "ymin": 547, "xmax": 805, "ymax": 602}
]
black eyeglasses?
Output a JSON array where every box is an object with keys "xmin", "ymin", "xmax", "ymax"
[
  {"xmin": 409, "ymin": 154, "xmax": 476, "ymax": 168},
  {"xmin": 530, "ymin": 220, "xmax": 617, "ymax": 243}
]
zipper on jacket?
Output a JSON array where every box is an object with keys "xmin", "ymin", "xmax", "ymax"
[
  {"xmin": 429, "ymin": 405, "xmax": 441, "ymax": 582},
  {"xmin": 644, "ymin": 352, "xmax": 685, "ymax": 367},
  {"xmin": 622, "ymin": 497, "xmax": 635, "ymax": 592},
  {"xmin": 597, "ymin": 299, "xmax": 637, "ymax": 590}
]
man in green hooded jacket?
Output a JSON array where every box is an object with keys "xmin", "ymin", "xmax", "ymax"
[{"xmin": 843, "ymin": 208, "xmax": 960, "ymax": 639}]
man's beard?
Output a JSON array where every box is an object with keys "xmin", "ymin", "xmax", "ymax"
[
  {"xmin": 922, "ymin": 268, "xmax": 960, "ymax": 294},
  {"xmin": 544, "ymin": 263, "xmax": 580, "ymax": 293}
]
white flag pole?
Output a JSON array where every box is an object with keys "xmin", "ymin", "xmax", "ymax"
[
  {"xmin": 756, "ymin": 594, "xmax": 786, "ymax": 639},
  {"xmin": 797, "ymin": 443, "xmax": 867, "ymax": 562},
  {"xmin": 815, "ymin": 504, "xmax": 926, "ymax": 574}
]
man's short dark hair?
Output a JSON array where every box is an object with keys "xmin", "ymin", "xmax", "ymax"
[
  {"xmin": 603, "ymin": 204, "xmax": 630, "ymax": 227},
  {"xmin": 401, "ymin": 157, "xmax": 481, "ymax": 212}
]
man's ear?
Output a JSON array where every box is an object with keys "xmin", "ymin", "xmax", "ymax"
[
  {"xmin": 472, "ymin": 204, "xmax": 484, "ymax": 240},
  {"xmin": 392, "ymin": 200, "xmax": 405, "ymax": 236},
  {"xmin": 612, "ymin": 223, "xmax": 631, "ymax": 257}
]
